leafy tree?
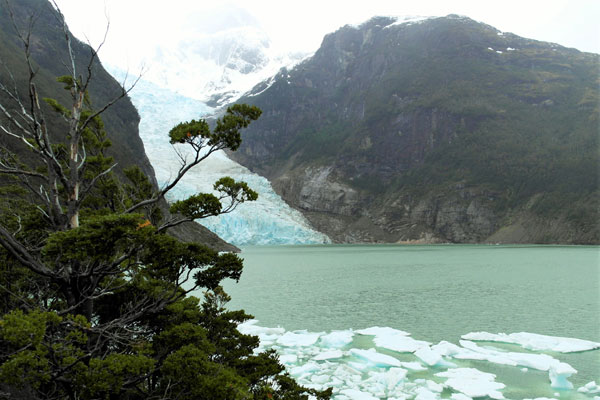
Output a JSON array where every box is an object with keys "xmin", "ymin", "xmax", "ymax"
[{"xmin": 0, "ymin": 2, "xmax": 331, "ymax": 399}]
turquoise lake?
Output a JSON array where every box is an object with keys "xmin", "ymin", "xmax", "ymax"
[{"xmin": 223, "ymin": 244, "xmax": 600, "ymax": 398}]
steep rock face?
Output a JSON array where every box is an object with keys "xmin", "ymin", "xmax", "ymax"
[
  {"xmin": 0, "ymin": 0, "xmax": 235, "ymax": 251},
  {"xmin": 231, "ymin": 15, "xmax": 599, "ymax": 244}
]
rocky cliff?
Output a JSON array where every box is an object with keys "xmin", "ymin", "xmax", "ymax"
[{"xmin": 231, "ymin": 15, "xmax": 599, "ymax": 244}]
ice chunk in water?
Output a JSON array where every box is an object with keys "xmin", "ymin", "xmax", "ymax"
[
  {"xmin": 414, "ymin": 387, "xmax": 441, "ymax": 400},
  {"xmin": 313, "ymin": 350, "xmax": 344, "ymax": 361},
  {"xmin": 279, "ymin": 354, "xmax": 298, "ymax": 364},
  {"xmin": 349, "ymin": 348, "xmax": 402, "ymax": 367},
  {"xmin": 578, "ymin": 380, "xmax": 600, "ymax": 394},
  {"xmin": 548, "ymin": 362, "xmax": 576, "ymax": 390},
  {"xmin": 357, "ymin": 327, "xmax": 410, "ymax": 336},
  {"xmin": 320, "ymin": 330, "xmax": 354, "ymax": 348},
  {"xmin": 462, "ymin": 331, "xmax": 600, "ymax": 353},
  {"xmin": 414, "ymin": 346, "xmax": 454, "ymax": 367},
  {"xmin": 450, "ymin": 394, "xmax": 473, "ymax": 400},
  {"xmin": 357, "ymin": 326, "xmax": 430, "ymax": 353},
  {"xmin": 375, "ymin": 334, "xmax": 431, "ymax": 353},
  {"xmin": 365, "ymin": 367, "xmax": 407, "ymax": 391},
  {"xmin": 414, "ymin": 346, "xmax": 443, "ymax": 366},
  {"xmin": 400, "ymin": 361, "xmax": 427, "ymax": 371},
  {"xmin": 457, "ymin": 340, "xmax": 577, "ymax": 375},
  {"xmin": 277, "ymin": 331, "xmax": 321, "ymax": 347},
  {"xmin": 237, "ymin": 319, "xmax": 285, "ymax": 336},
  {"xmin": 523, "ymin": 398, "xmax": 557, "ymax": 400},
  {"xmin": 236, "ymin": 320, "xmax": 590, "ymax": 399},
  {"xmin": 339, "ymin": 388, "xmax": 379, "ymax": 400},
  {"xmin": 436, "ymin": 368, "xmax": 505, "ymax": 399},
  {"xmin": 289, "ymin": 361, "xmax": 321, "ymax": 378}
]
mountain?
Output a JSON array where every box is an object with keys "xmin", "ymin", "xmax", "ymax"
[
  {"xmin": 0, "ymin": 0, "xmax": 236, "ymax": 251},
  {"xmin": 230, "ymin": 15, "xmax": 600, "ymax": 244},
  {"xmin": 108, "ymin": 71, "xmax": 330, "ymax": 245},
  {"xmin": 110, "ymin": 4, "xmax": 305, "ymax": 108}
]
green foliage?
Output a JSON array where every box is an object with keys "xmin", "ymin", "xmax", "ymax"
[
  {"xmin": 170, "ymin": 176, "xmax": 258, "ymax": 220},
  {"xmin": 169, "ymin": 118, "xmax": 211, "ymax": 144},
  {"xmin": 169, "ymin": 104, "xmax": 262, "ymax": 151},
  {"xmin": 214, "ymin": 176, "xmax": 259, "ymax": 202},
  {"xmin": 0, "ymin": 60, "xmax": 323, "ymax": 399}
]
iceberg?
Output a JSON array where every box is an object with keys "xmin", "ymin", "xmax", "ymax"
[
  {"xmin": 319, "ymin": 330, "xmax": 355, "ymax": 348},
  {"xmin": 349, "ymin": 348, "xmax": 403, "ymax": 367},
  {"xmin": 549, "ymin": 362, "xmax": 575, "ymax": 390}
]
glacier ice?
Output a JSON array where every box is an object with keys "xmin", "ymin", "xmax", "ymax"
[
  {"xmin": 235, "ymin": 320, "xmax": 599, "ymax": 399},
  {"xmin": 108, "ymin": 68, "xmax": 329, "ymax": 245}
]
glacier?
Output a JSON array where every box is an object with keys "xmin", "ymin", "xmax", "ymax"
[
  {"xmin": 237, "ymin": 320, "xmax": 599, "ymax": 400},
  {"xmin": 109, "ymin": 69, "xmax": 329, "ymax": 245}
]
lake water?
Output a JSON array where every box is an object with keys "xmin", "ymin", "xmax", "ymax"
[{"xmin": 223, "ymin": 244, "xmax": 600, "ymax": 398}]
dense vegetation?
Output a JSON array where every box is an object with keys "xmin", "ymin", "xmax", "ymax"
[{"xmin": 0, "ymin": 0, "xmax": 331, "ymax": 398}]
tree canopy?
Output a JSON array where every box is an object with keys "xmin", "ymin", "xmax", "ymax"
[{"xmin": 0, "ymin": 1, "xmax": 331, "ymax": 399}]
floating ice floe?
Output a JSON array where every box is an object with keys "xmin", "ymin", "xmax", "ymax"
[
  {"xmin": 579, "ymin": 380, "xmax": 600, "ymax": 394},
  {"xmin": 313, "ymin": 350, "xmax": 345, "ymax": 361},
  {"xmin": 235, "ymin": 320, "xmax": 598, "ymax": 399},
  {"xmin": 321, "ymin": 330, "xmax": 355, "ymax": 348},
  {"xmin": 278, "ymin": 331, "xmax": 323, "ymax": 347},
  {"xmin": 357, "ymin": 326, "xmax": 430, "ymax": 353},
  {"xmin": 462, "ymin": 331, "xmax": 600, "ymax": 353},
  {"xmin": 436, "ymin": 368, "xmax": 505, "ymax": 399},
  {"xmin": 433, "ymin": 339, "xmax": 578, "ymax": 389},
  {"xmin": 350, "ymin": 348, "xmax": 403, "ymax": 367}
]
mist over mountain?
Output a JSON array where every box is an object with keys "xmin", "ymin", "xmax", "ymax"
[
  {"xmin": 231, "ymin": 15, "xmax": 600, "ymax": 244},
  {"xmin": 111, "ymin": 4, "xmax": 306, "ymax": 107}
]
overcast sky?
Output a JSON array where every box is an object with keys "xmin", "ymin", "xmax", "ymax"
[{"xmin": 54, "ymin": 0, "xmax": 600, "ymax": 69}]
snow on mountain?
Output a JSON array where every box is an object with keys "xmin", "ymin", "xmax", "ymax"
[
  {"xmin": 109, "ymin": 68, "xmax": 329, "ymax": 245},
  {"xmin": 105, "ymin": 4, "xmax": 306, "ymax": 108}
]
